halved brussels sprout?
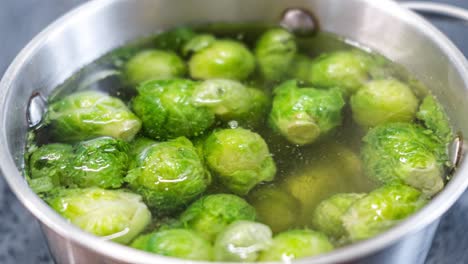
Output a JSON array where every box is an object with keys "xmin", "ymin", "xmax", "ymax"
[
  {"xmin": 258, "ymin": 229, "xmax": 334, "ymax": 261},
  {"xmin": 124, "ymin": 50, "xmax": 186, "ymax": 86},
  {"xmin": 350, "ymin": 79, "xmax": 419, "ymax": 128},
  {"xmin": 46, "ymin": 91, "xmax": 141, "ymax": 142},
  {"xmin": 255, "ymin": 28, "xmax": 297, "ymax": 82},
  {"xmin": 362, "ymin": 122, "xmax": 447, "ymax": 196},
  {"xmin": 189, "ymin": 40, "xmax": 255, "ymax": 81},
  {"xmin": 214, "ymin": 220, "xmax": 273, "ymax": 262},
  {"xmin": 126, "ymin": 137, "xmax": 210, "ymax": 213},
  {"xmin": 342, "ymin": 183, "xmax": 427, "ymax": 241},
  {"xmin": 132, "ymin": 229, "xmax": 213, "ymax": 260},
  {"xmin": 204, "ymin": 128, "xmax": 276, "ymax": 195},
  {"xmin": 179, "ymin": 194, "xmax": 257, "ymax": 242},
  {"xmin": 131, "ymin": 79, "xmax": 214, "ymax": 140},
  {"xmin": 269, "ymin": 80, "xmax": 345, "ymax": 145},
  {"xmin": 48, "ymin": 188, "xmax": 151, "ymax": 244}
]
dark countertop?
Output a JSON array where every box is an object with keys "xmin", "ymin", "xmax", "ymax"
[{"xmin": 1, "ymin": 0, "xmax": 468, "ymax": 263}]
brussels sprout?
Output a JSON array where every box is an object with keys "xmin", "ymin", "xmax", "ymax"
[
  {"xmin": 258, "ymin": 229, "xmax": 334, "ymax": 261},
  {"xmin": 204, "ymin": 128, "xmax": 276, "ymax": 195},
  {"xmin": 128, "ymin": 137, "xmax": 157, "ymax": 160},
  {"xmin": 124, "ymin": 50, "xmax": 186, "ymax": 86},
  {"xmin": 342, "ymin": 183, "xmax": 427, "ymax": 241},
  {"xmin": 248, "ymin": 185, "xmax": 300, "ymax": 233},
  {"xmin": 417, "ymin": 95, "xmax": 452, "ymax": 144},
  {"xmin": 48, "ymin": 188, "xmax": 151, "ymax": 244},
  {"xmin": 28, "ymin": 144, "xmax": 74, "ymax": 193},
  {"xmin": 46, "ymin": 91, "xmax": 141, "ymax": 142},
  {"xmin": 179, "ymin": 194, "xmax": 257, "ymax": 242},
  {"xmin": 214, "ymin": 220, "xmax": 273, "ymax": 262},
  {"xmin": 309, "ymin": 50, "xmax": 373, "ymax": 94},
  {"xmin": 189, "ymin": 40, "xmax": 255, "ymax": 81},
  {"xmin": 255, "ymin": 28, "xmax": 297, "ymax": 82},
  {"xmin": 312, "ymin": 193, "xmax": 366, "ymax": 239},
  {"xmin": 350, "ymin": 79, "xmax": 419, "ymax": 127},
  {"xmin": 192, "ymin": 79, "xmax": 269, "ymax": 127},
  {"xmin": 132, "ymin": 79, "xmax": 215, "ymax": 140},
  {"xmin": 131, "ymin": 229, "xmax": 213, "ymax": 260},
  {"xmin": 289, "ymin": 54, "xmax": 313, "ymax": 82},
  {"xmin": 362, "ymin": 123, "xmax": 446, "ymax": 196},
  {"xmin": 69, "ymin": 137, "xmax": 129, "ymax": 189},
  {"xmin": 182, "ymin": 34, "xmax": 216, "ymax": 57},
  {"xmin": 269, "ymin": 80, "xmax": 345, "ymax": 145},
  {"xmin": 126, "ymin": 137, "xmax": 210, "ymax": 212},
  {"xmin": 153, "ymin": 27, "xmax": 197, "ymax": 53}
]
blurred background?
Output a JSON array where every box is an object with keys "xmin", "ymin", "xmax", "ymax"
[{"xmin": 1, "ymin": 0, "xmax": 468, "ymax": 263}]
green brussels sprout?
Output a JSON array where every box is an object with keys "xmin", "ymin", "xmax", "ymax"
[
  {"xmin": 289, "ymin": 54, "xmax": 313, "ymax": 82},
  {"xmin": 350, "ymin": 79, "xmax": 419, "ymax": 127},
  {"xmin": 28, "ymin": 144, "xmax": 74, "ymax": 193},
  {"xmin": 124, "ymin": 50, "xmax": 186, "ymax": 86},
  {"xmin": 417, "ymin": 95, "xmax": 452, "ymax": 144},
  {"xmin": 258, "ymin": 229, "xmax": 334, "ymax": 261},
  {"xmin": 46, "ymin": 91, "xmax": 141, "ymax": 142},
  {"xmin": 128, "ymin": 137, "xmax": 157, "ymax": 160},
  {"xmin": 248, "ymin": 185, "xmax": 300, "ymax": 233},
  {"xmin": 131, "ymin": 79, "xmax": 215, "ymax": 140},
  {"xmin": 68, "ymin": 137, "xmax": 129, "ymax": 189},
  {"xmin": 214, "ymin": 220, "xmax": 273, "ymax": 262},
  {"xmin": 182, "ymin": 34, "xmax": 216, "ymax": 57},
  {"xmin": 342, "ymin": 183, "xmax": 428, "ymax": 241},
  {"xmin": 189, "ymin": 40, "xmax": 255, "ymax": 81},
  {"xmin": 48, "ymin": 188, "xmax": 151, "ymax": 244},
  {"xmin": 131, "ymin": 229, "xmax": 213, "ymax": 261},
  {"xmin": 312, "ymin": 193, "xmax": 366, "ymax": 239},
  {"xmin": 255, "ymin": 28, "xmax": 297, "ymax": 82},
  {"xmin": 204, "ymin": 128, "xmax": 276, "ymax": 195},
  {"xmin": 179, "ymin": 194, "xmax": 257, "ymax": 242},
  {"xmin": 126, "ymin": 137, "xmax": 210, "ymax": 213},
  {"xmin": 362, "ymin": 122, "xmax": 447, "ymax": 196},
  {"xmin": 309, "ymin": 50, "xmax": 373, "ymax": 95},
  {"xmin": 153, "ymin": 27, "xmax": 197, "ymax": 53},
  {"xmin": 269, "ymin": 80, "xmax": 345, "ymax": 145},
  {"xmin": 192, "ymin": 79, "xmax": 269, "ymax": 127}
]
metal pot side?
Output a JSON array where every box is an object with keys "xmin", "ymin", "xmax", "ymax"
[{"xmin": 1, "ymin": 0, "xmax": 468, "ymax": 263}]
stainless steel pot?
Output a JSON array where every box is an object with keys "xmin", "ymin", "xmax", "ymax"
[{"xmin": 1, "ymin": 0, "xmax": 468, "ymax": 263}]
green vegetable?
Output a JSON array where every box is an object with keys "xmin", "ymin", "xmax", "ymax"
[
  {"xmin": 204, "ymin": 128, "xmax": 276, "ymax": 195},
  {"xmin": 350, "ymin": 79, "xmax": 419, "ymax": 127},
  {"xmin": 417, "ymin": 95, "xmax": 452, "ymax": 144},
  {"xmin": 179, "ymin": 194, "xmax": 257, "ymax": 242},
  {"xmin": 288, "ymin": 54, "xmax": 313, "ymax": 82},
  {"xmin": 269, "ymin": 80, "xmax": 345, "ymax": 145},
  {"xmin": 124, "ymin": 50, "xmax": 186, "ymax": 86},
  {"xmin": 48, "ymin": 188, "xmax": 151, "ymax": 244},
  {"xmin": 342, "ymin": 183, "xmax": 427, "ymax": 241},
  {"xmin": 153, "ymin": 27, "xmax": 197, "ymax": 53},
  {"xmin": 128, "ymin": 137, "xmax": 156, "ymax": 160},
  {"xmin": 69, "ymin": 137, "xmax": 129, "ymax": 189},
  {"xmin": 214, "ymin": 220, "xmax": 273, "ymax": 262},
  {"xmin": 192, "ymin": 79, "xmax": 269, "ymax": 127},
  {"xmin": 131, "ymin": 79, "xmax": 215, "ymax": 140},
  {"xmin": 362, "ymin": 123, "xmax": 446, "ymax": 196},
  {"xmin": 312, "ymin": 193, "xmax": 366, "ymax": 239},
  {"xmin": 258, "ymin": 229, "xmax": 334, "ymax": 261},
  {"xmin": 132, "ymin": 229, "xmax": 213, "ymax": 260},
  {"xmin": 255, "ymin": 28, "xmax": 297, "ymax": 82},
  {"xmin": 46, "ymin": 91, "xmax": 141, "ymax": 142},
  {"xmin": 126, "ymin": 137, "xmax": 210, "ymax": 213},
  {"xmin": 182, "ymin": 34, "xmax": 216, "ymax": 57},
  {"xmin": 248, "ymin": 185, "xmax": 300, "ymax": 233},
  {"xmin": 309, "ymin": 50, "xmax": 372, "ymax": 95},
  {"xmin": 189, "ymin": 40, "xmax": 255, "ymax": 81},
  {"xmin": 28, "ymin": 143, "xmax": 73, "ymax": 193}
]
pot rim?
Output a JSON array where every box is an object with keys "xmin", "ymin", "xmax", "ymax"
[{"xmin": 1, "ymin": 0, "xmax": 468, "ymax": 263}]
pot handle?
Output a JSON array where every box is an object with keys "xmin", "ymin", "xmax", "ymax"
[{"xmin": 401, "ymin": 1, "xmax": 468, "ymax": 22}]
